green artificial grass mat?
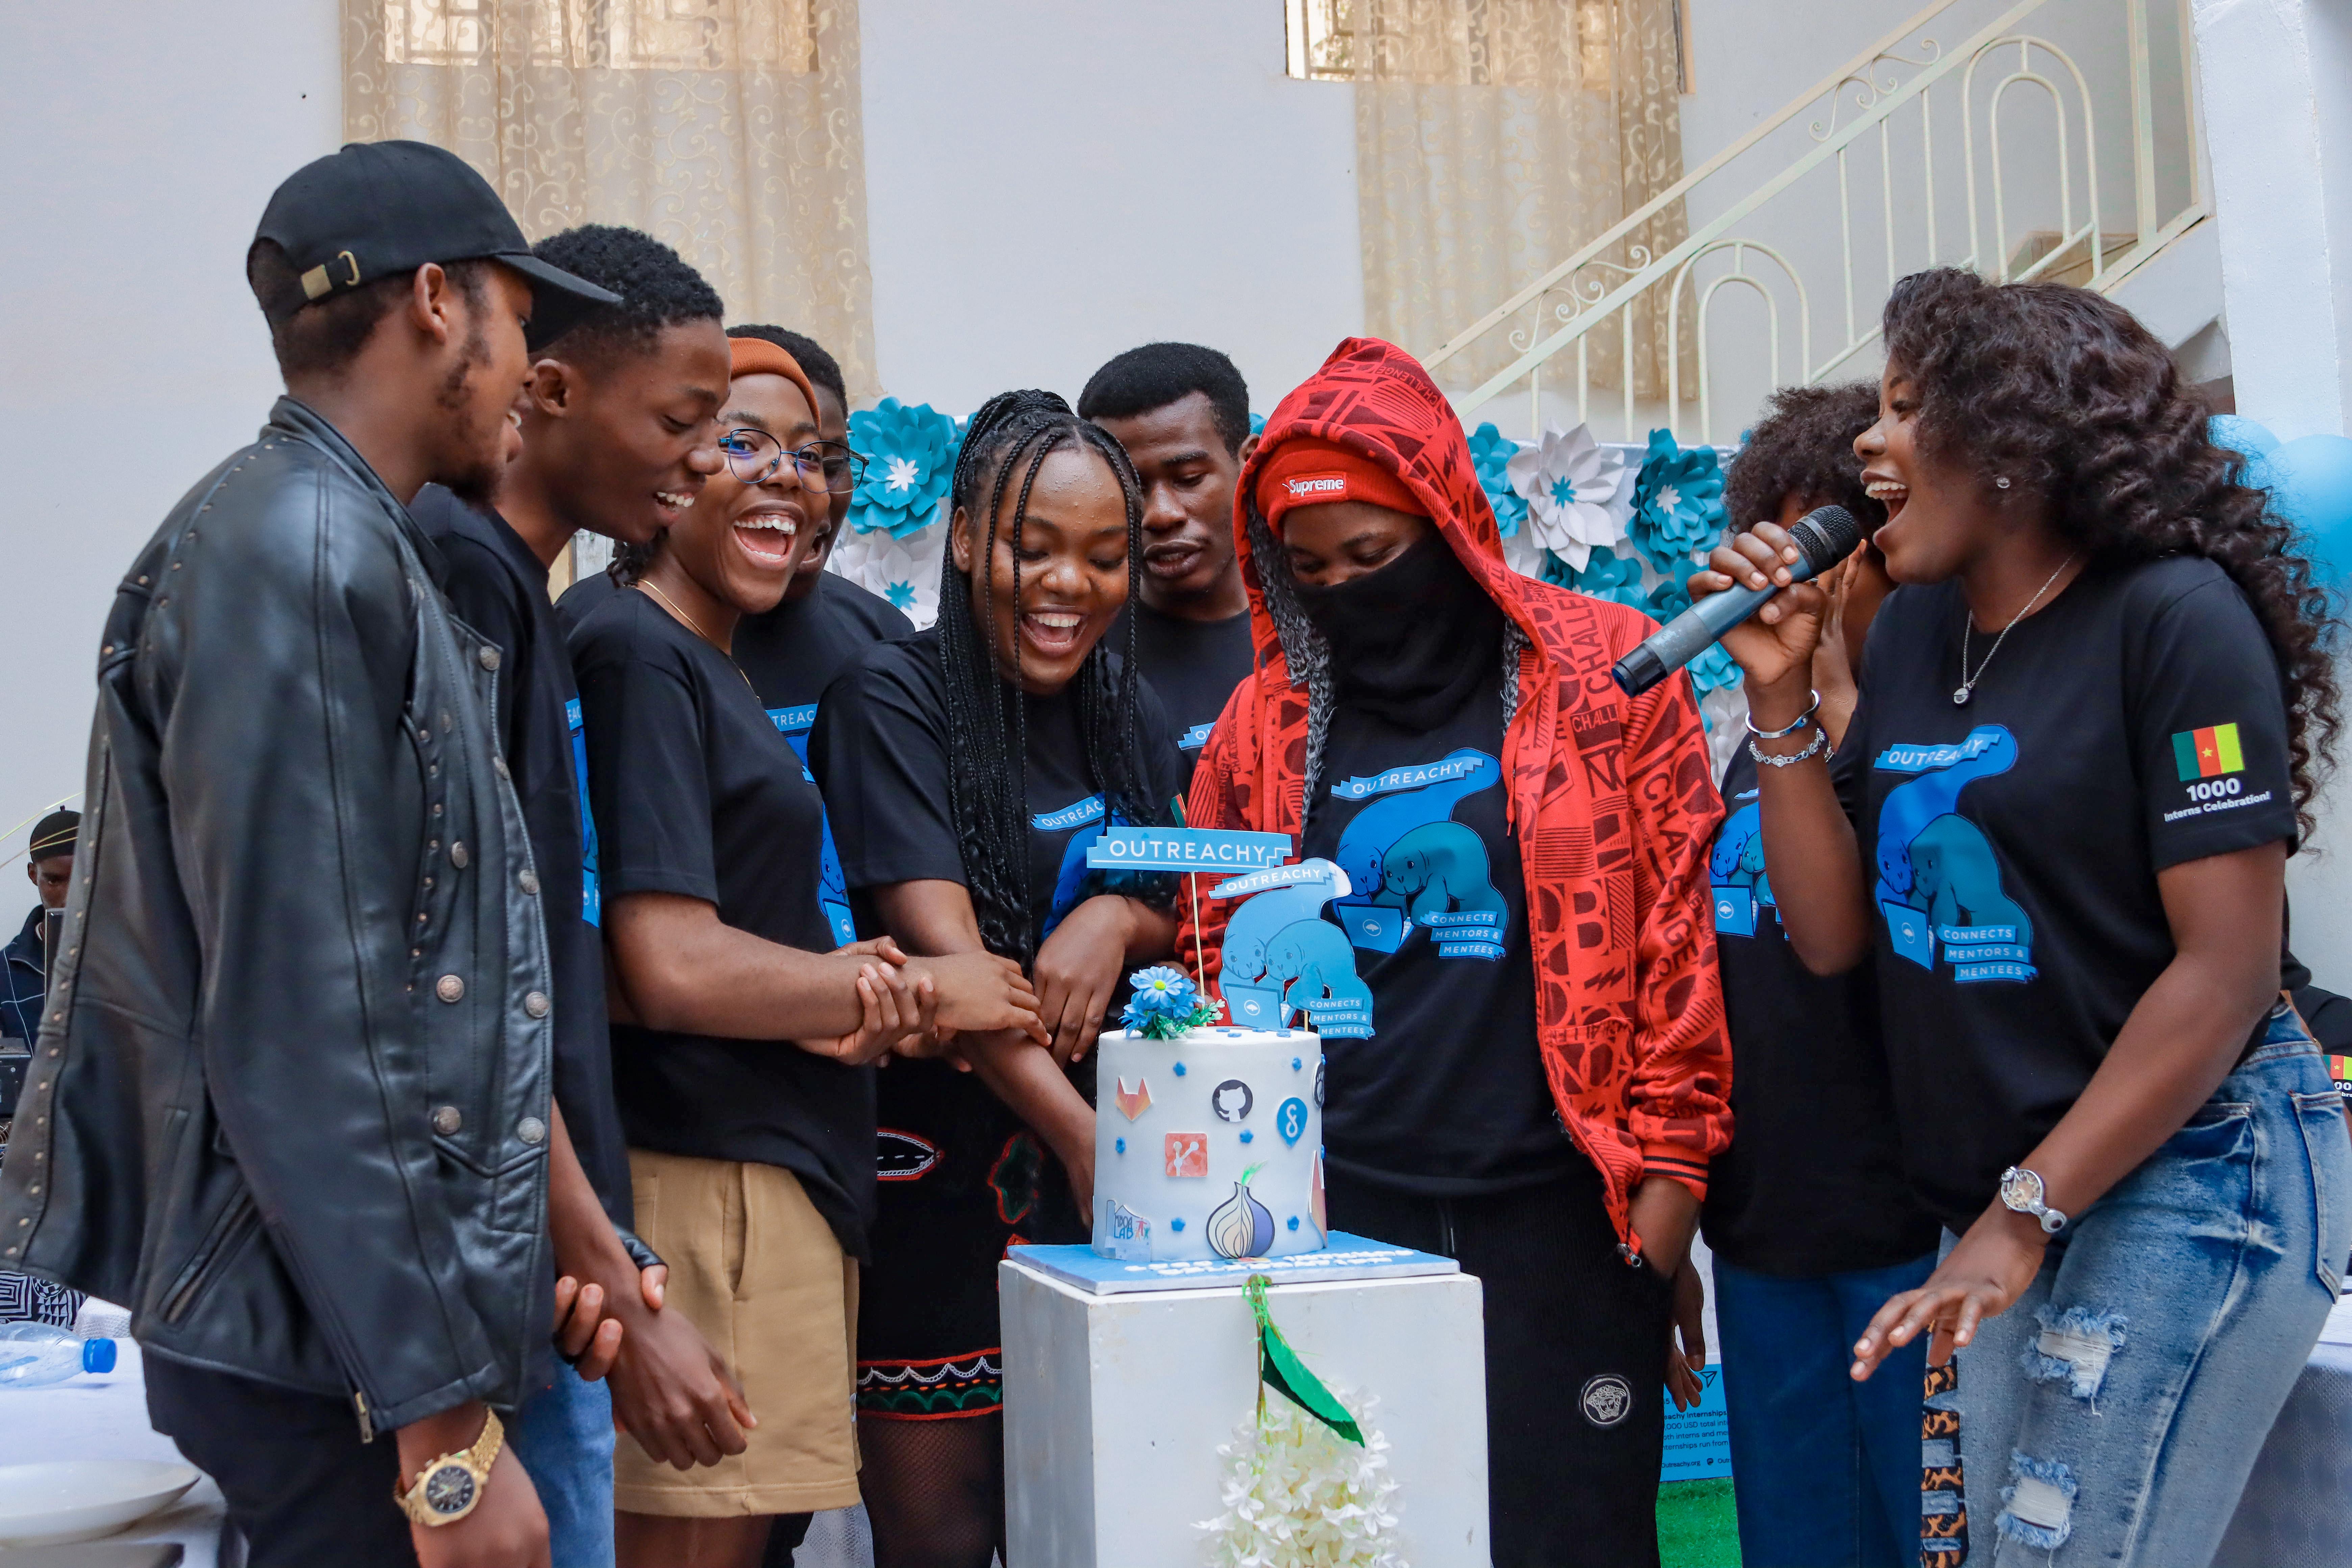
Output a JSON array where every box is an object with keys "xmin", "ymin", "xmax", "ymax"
[{"xmin": 1658, "ymin": 1477, "xmax": 1743, "ymax": 1568}]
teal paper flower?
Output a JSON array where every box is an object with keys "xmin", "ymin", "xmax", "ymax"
[
  {"xmin": 1467, "ymin": 422, "xmax": 1528, "ymax": 538},
  {"xmin": 846, "ymin": 399, "xmax": 960, "ymax": 539},
  {"xmin": 1627, "ymin": 429, "xmax": 1727, "ymax": 577},
  {"xmin": 1563, "ymin": 546, "xmax": 1648, "ymax": 608}
]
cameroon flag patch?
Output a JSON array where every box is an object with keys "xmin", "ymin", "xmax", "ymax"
[{"xmin": 2173, "ymin": 722, "xmax": 2245, "ymax": 782}]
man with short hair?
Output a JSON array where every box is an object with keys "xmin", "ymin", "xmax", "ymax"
[
  {"xmin": 408, "ymin": 222, "xmax": 752, "ymax": 1567},
  {"xmin": 0, "ymin": 141, "xmax": 622, "ymax": 1568},
  {"xmin": 1, "ymin": 811, "xmax": 76, "ymax": 1045},
  {"xmin": 1078, "ymin": 342, "xmax": 1259, "ymax": 794}
]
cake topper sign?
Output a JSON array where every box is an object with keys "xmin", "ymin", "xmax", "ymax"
[{"xmin": 1086, "ymin": 826, "xmax": 1294, "ymax": 873}]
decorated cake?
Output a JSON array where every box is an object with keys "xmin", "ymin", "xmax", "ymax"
[{"xmin": 1093, "ymin": 967, "xmax": 1326, "ymax": 1263}]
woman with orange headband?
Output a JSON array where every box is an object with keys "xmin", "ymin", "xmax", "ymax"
[{"xmin": 570, "ymin": 338, "xmax": 1047, "ymax": 1568}]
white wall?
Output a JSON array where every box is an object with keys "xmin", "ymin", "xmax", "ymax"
[
  {"xmin": 856, "ymin": 0, "xmax": 1362, "ymax": 417},
  {"xmin": 0, "ymin": 0, "xmax": 343, "ymax": 867}
]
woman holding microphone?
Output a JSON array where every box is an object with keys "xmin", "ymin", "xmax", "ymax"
[{"xmin": 1700, "ymin": 268, "xmax": 2348, "ymax": 1565}]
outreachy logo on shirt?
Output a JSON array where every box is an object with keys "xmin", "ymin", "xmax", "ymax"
[
  {"xmin": 1179, "ymin": 720, "xmax": 1217, "ymax": 752},
  {"xmin": 1872, "ymin": 724, "xmax": 2036, "ymax": 984},
  {"xmin": 768, "ymin": 706, "xmax": 857, "ymax": 947},
  {"xmin": 1709, "ymin": 788, "xmax": 1769, "ymax": 937},
  {"xmin": 567, "ymin": 697, "xmax": 600, "ymax": 927},
  {"xmin": 2165, "ymin": 720, "xmax": 2275, "ymax": 823},
  {"xmin": 1329, "ymin": 748, "xmax": 1508, "ymax": 961}
]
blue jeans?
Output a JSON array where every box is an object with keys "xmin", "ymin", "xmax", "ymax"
[
  {"xmin": 1950, "ymin": 1014, "xmax": 2352, "ymax": 1566},
  {"xmin": 1715, "ymin": 1252, "xmax": 1935, "ymax": 1568},
  {"xmin": 508, "ymin": 1362, "xmax": 616, "ymax": 1568}
]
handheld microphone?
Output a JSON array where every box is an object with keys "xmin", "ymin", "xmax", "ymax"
[{"xmin": 1610, "ymin": 505, "xmax": 1864, "ymax": 696}]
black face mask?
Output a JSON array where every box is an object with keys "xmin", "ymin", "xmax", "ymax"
[{"xmin": 1288, "ymin": 530, "xmax": 1504, "ymax": 730}]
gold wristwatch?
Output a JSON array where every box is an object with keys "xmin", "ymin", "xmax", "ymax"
[{"xmin": 395, "ymin": 1408, "xmax": 504, "ymax": 1527}]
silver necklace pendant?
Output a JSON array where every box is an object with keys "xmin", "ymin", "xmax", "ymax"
[{"xmin": 1953, "ymin": 684, "xmax": 1972, "ymax": 705}]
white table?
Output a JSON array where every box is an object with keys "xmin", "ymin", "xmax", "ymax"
[
  {"xmin": 1000, "ymin": 1244, "xmax": 1489, "ymax": 1568},
  {"xmin": 0, "ymin": 1343, "xmax": 226, "ymax": 1565}
]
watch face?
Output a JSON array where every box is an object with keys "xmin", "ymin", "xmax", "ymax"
[
  {"xmin": 422, "ymin": 1463, "xmax": 477, "ymax": 1518},
  {"xmin": 2000, "ymin": 1168, "xmax": 2042, "ymax": 1211}
]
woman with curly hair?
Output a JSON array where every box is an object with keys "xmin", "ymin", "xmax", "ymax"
[{"xmin": 1699, "ymin": 267, "xmax": 2350, "ymax": 1565}]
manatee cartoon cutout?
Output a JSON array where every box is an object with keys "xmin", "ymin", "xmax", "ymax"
[
  {"xmin": 1264, "ymin": 919, "xmax": 1375, "ymax": 1017},
  {"xmin": 1218, "ymin": 859, "xmax": 1349, "ymax": 985},
  {"xmin": 1380, "ymin": 822, "xmax": 1506, "ymax": 922}
]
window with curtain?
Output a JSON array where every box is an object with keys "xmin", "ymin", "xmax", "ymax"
[
  {"xmin": 347, "ymin": 0, "xmax": 878, "ymax": 402},
  {"xmin": 1291, "ymin": 0, "xmax": 1692, "ymax": 401}
]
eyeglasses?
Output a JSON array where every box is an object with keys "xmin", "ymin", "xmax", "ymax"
[{"xmin": 716, "ymin": 430, "xmax": 867, "ymax": 494}]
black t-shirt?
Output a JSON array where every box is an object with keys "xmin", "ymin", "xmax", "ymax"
[
  {"xmin": 554, "ymin": 565, "xmax": 620, "ymax": 638},
  {"xmin": 1701, "ymin": 744, "xmax": 1937, "ymax": 1274},
  {"xmin": 568, "ymin": 588, "xmax": 877, "ymax": 1258},
  {"xmin": 1115, "ymin": 601, "xmax": 1256, "ymax": 795},
  {"xmin": 1292, "ymin": 682, "xmax": 1572, "ymax": 1194},
  {"xmin": 1836, "ymin": 555, "xmax": 2297, "ymax": 1233},
  {"xmin": 734, "ymin": 573, "xmax": 914, "ymax": 947},
  {"xmin": 408, "ymin": 486, "xmax": 632, "ymax": 1228},
  {"xmin": 810, "ymin": 628, "xmax": 1189, "ymax": 957}
]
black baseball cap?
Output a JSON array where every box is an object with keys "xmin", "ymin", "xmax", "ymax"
[{"xmin": 253, "ymin": 140, "xmax": 621, "ymax": 349}]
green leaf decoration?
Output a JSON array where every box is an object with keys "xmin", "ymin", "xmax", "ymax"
[{"xmin": 1245, "ymin": 1274, "xmax": 1365, "ymax": 1446}]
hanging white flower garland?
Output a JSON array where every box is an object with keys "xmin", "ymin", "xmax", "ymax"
[{"xmin": 1198, "ymin": 1392, "xmax": 1406, "ymax": 1568}]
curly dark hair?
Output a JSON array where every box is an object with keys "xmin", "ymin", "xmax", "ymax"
[
  {"xmin": 1723, "ymin": 382, "xmax": 1888, "ymax": 535},
  {"xmin": 531, "ymin": 223, "xmax": 722, "ymax": 365},
  {"xmin": 1883, "ymin": 266, "xmax": 2340, "ymax": 830}
]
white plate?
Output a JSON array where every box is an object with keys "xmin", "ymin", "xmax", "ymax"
[{"xmin": 0, "ymin": 1460, "xmax": 201, "ymax": 1546}]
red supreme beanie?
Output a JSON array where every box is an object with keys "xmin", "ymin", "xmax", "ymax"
[{"xmin": 1253, "ymin": 436, "xmax": 1422, "ymax": 533}]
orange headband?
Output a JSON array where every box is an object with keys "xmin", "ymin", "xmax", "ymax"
[
  {"xmin": 1253, "ymin": 435, "xmax": 1422, "ymax": 533},
  {"xmin": 726, "ymin": 336, "xmax": 821, "ymax": 428}
]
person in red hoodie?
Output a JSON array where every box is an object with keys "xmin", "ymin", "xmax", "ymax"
[{"xmin": 1179, "ymin": 338, "xmax": 1730, "ymax": 1567}]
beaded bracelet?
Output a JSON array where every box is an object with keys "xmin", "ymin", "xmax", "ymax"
[
  {"xmin": 1744, "ymin": 689, "xmax": 1821, "ymax": 740},
  {"xmin": 1749, "ymin": 724, "xmax": 1828, "ymax": 768}
]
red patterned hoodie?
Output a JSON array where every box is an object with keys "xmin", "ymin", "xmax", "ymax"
[{"xmin": 1177, "ymin": 337, "xmax": 1730, "ymax": 1252}]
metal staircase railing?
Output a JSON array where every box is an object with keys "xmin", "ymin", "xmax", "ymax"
[{"xmin": 1424, "ymin": 0, "xmax": 2207, "ymax": 444}]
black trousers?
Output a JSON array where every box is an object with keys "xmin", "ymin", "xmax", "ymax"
[
  {"xmin": 146, "ymin": 1353, "xmax": 418, "ymax": 1568},
  {"xmin": 1325, "ymin": 1159, "xmax": 1674, "ymax": 1568}
]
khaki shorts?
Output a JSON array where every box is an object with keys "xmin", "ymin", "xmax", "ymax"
[{"xmin": 613, "ymin": 1150, "xmax": 861, "ymax": 1516}]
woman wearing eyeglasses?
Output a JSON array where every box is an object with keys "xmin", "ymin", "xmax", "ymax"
[
  {"xmin": 570, "ymin": 337, "xmax": 1048, "ymax": 1568},
  {"xmin": 717, "ymin": 327, "xmax": 915, "ymax": 813}
]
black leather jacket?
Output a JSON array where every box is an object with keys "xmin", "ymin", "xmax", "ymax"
[{"xmin": 0, "ymin": 400, "xmax": 555, "ymax": 1434}]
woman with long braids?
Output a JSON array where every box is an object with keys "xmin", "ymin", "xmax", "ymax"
[
  {"xmin": 811, "ymin": 389, "xmax": 1186, "ymax": 1567},
  {"xmin": 1702, "ymin": 268, "xmax": 2351, "ymax": 1565}
]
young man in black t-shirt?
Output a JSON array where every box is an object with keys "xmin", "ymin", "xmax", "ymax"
[
  {"xmin": 1079, "ymin": 343, "xmax": 1259, "ymax": 793},
  {"xmin": 414, "ymin": 224, "xmax": 758, "ymax": 1565}
]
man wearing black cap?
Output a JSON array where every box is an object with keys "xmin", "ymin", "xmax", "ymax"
[
  {"xmin": 0, "ymin": 811, "xmax": 76, "ymax": 1047},
  {"xmin": 0, "ymin": 142, "xmax": 621, "ymax": 1568}
]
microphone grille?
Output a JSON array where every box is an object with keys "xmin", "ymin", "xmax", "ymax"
[{"xmin": 1790, "ymin": 504, "xmax": 1863, "ymax": 572}]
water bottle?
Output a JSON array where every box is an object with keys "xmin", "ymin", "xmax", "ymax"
[{"xmin": 0, "ymin": 1322, "xmax": 118, "ymax": 1388}]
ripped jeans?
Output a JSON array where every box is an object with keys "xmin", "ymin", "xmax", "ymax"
[{"xmin": 1951, "ymin": 1015, "xmax": 2352, "ymax": 1566}]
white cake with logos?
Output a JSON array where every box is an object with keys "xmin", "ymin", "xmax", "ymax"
[{"xmin": 1092, "ymin": 967, "xmax": 1325, "ymax": 1264}]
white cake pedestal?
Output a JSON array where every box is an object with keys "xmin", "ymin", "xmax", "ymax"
[{"xmin": 1001, "ymin": 1253, "xmax": 1491, "ymax": 1568}]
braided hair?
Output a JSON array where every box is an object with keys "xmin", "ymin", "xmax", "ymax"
[{"xmin": 938, "ymin": 389, "xmax": 1167, "ymax": 964}]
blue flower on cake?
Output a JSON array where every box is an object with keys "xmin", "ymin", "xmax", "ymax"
[
  {"xmin": 1120, "ymin": 965, "xmax": 1222, "ymax": 1040},
  {"xmin": 845, "ymin": 397, "xmax": 960, "ymax": 539},
  {"xmin": 1626, "ymin": 427, "xmax": 1728, "ymax": 578},
  {"xmin": 1466, "ymin": 422, "xmax": 1528, "ymax": 538},
  {"xmin": 1504, "ymin": 422, "xmax": 1628, "ymax": 573}
]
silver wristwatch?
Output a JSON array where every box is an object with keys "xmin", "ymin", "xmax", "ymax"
[{"xmin": 1998, "ymin": 1166, "xmax": 2069, "ymax": 1235}]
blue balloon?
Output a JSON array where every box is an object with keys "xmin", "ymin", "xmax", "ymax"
[{"xmin": 2265, "ymin": 434, "xmax": 2352, "ymax": 587}]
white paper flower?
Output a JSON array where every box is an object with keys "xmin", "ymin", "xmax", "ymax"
[
  {"xmin": 1198, "ymin": 1394, "xmax": 1406, "ymax": 1568},
  {"xmin": 1505, "ymin": 423, "xmax": 1628, "ymax": 574},
  {"xmin": 827, "ymin": 523, "xmax": 944, "ymax": 629}
]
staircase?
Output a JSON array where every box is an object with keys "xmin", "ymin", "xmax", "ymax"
[{"xmin": 1425, "ymin": 0, "xmax": 2219, "ymax": 444}]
